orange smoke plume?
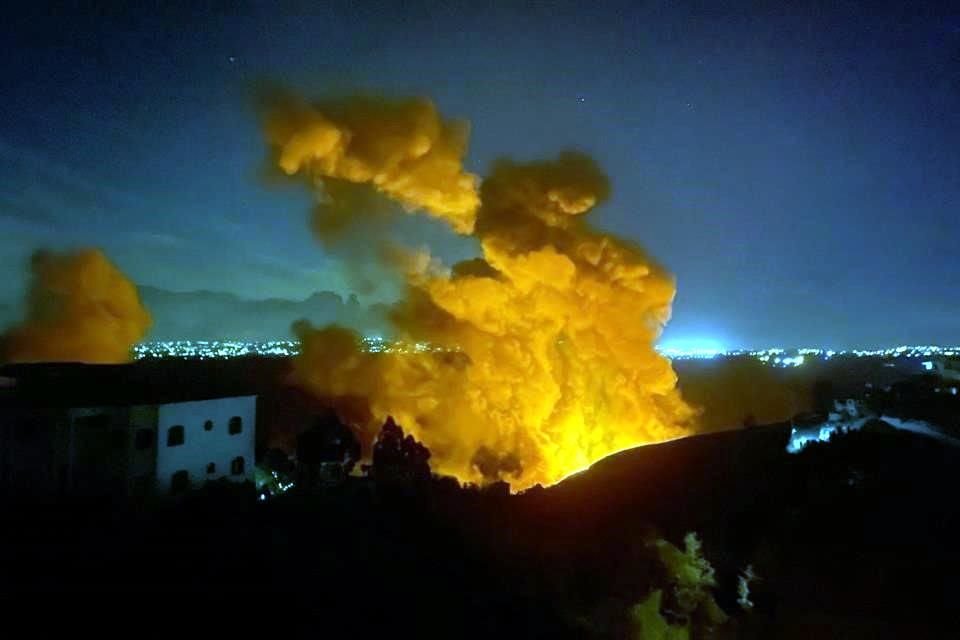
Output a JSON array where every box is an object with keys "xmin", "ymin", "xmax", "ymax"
[
  {"xmin": 1, "ymin": 249, "xmax": 151, "ymax": 364},
  {"xmin": 262, "ymin": 93, "xmax": 480, "ymax": 237},
  {"xmin": 270, "ymin": 94, "xmax": 696, "ymax": 490}
]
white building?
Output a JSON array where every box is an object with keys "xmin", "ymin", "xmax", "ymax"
[
  {"xmin": 0, "ymin": 364, "xmax": 257, "ymax": 498},
  {"xmin": 786, "ymin": 399, "xmax": 871, "ymax": 453},
  {"xmin": 65, "ymin": 396, "xmax": 255, "ymax": 496},
  {"xmin": 154, "ymin": 396, "xmax": 256, "ymax": 494}
]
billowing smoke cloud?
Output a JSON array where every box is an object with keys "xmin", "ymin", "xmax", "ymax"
[
  {"xmin": 262, "ymin": 92, "xmax": 480, "ymax": 237},
  {"xmin": 269, "ymin": 93, "xmax": 696, "ymax": 489},
  {"xmin": 1, "ymin": 249, "xmax": 151, "ymax": 364}
]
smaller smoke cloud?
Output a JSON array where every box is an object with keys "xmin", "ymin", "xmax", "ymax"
[{"xmin": 1, "ymin": 249, "xmax": 151, "ymax": 364}]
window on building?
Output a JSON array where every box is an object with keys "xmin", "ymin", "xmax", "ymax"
[
  {"xmin": 167, "ymin": 425, "xmax": 185, "ymax": 447},
  {"xmin": 228, "ymin": 416, "xmax": 242, "ymax": 435},
  {"xmin": 206, "ymin": 462, "xmax": 216, "ymax": 474},
  {"xmin": 134, "ymin": 428, "xmax": 154, "ymax": 450},
  {"xmin": 203, "ymin": 419, "xmax": 214, "ymax": 432},
  {"xmin": 230, "ymin": 456, "xmax": 245, "ymax": 475},
  {"xmin": 170, "ymin": 470, "xmax": 189, "ymax": 495}
]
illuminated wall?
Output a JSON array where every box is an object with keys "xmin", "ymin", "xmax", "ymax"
[{"xmin": 154, "ymin": 396, "xmax": 257, "ymax": 494}]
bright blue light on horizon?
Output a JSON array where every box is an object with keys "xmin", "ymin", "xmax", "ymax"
[{"xmin": 657, "ymin": 337, "xmax": 728, "ymax": 358}]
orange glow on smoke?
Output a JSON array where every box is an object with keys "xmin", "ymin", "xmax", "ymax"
[{"xmin": 266, "ymin": 93, "xmax": 696, "ymax": 490}]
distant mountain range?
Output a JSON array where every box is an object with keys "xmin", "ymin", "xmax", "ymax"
[
  {"xmin": 0, "ymin": 286, "xmax": 391, "ymax": 342},
  {"xmin": 138, "ymin": 286, "xmax": 390, "ymax": 341}
]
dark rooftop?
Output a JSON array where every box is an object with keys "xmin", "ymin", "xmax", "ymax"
[{"xmin": 0, "ymin": 358, "xmax": 285, "ymax": 408}]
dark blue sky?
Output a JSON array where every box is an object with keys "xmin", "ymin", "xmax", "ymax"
[{"xmin": 1, "ymin": 1, "xmax": 958, "ymax": 349}]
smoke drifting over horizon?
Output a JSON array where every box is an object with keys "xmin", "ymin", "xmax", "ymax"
[
  {"xmin": 266, "ymin": 93, "xmax": 697, "ymax": 489},
  {"xmin": 1, "ymin": 249, "xmax": 151, "ymax": 364}
]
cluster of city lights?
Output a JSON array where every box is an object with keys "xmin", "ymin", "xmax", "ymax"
[
  {"xmin": 361, "ymin": 336, "xmax": 450, "ymax": 354},
  {"xmin": 255, "ymin": 468, "xmax": 295, "ymax": 502},
  {"xmin": 133, "ymin": 340, "xmax": 299, "ymax": 359},
  {"xmin": 134, "ymin": 340, "xmax": 960, "ymax": 367},
  {"xmin": 269, "ymin": 470, "xmax": 295, "ymax": 494},
  {"xmin": 134, "ymin": 337, "xmax": 451, "ymax": 360},
  {"xmin": 660, "ymin": 345, "xmax": 959, "ymax": 367}
]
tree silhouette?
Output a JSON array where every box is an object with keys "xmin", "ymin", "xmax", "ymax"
[
  {"xmin": 295, "ymin": 408, "xmax": 361, "ymax": 488},
  {"xmin": 371, "ymin": 416, "xmax": 432, "ymax": 485}
]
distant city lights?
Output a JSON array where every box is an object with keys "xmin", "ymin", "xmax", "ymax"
[
  {"xmin": 133, "ymin": 340, "xmax": 299, "ymax": 359},
  {"xmin": 133, "ymin": 339, "xmax": 960, "ymax": 368},
  {"xmin": 133, "ymin": 336, "xmax": 450, "ymax": 360},
  {"xmin": 658, "ymin": 345, "xmax": 959, "ymax": 368}
]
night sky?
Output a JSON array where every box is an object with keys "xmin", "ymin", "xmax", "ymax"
[{"xmin": 2, "ymin": 1, "xmax": 958, "ymax": 349}]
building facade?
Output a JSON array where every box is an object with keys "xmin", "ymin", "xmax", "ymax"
[
  {"xmin": 0, "ymin": 395, "xmax": 256, "ymax": 498},
  {"xmin": 153, "ymin": 396, "xmax": 256, "ymax": 494}
]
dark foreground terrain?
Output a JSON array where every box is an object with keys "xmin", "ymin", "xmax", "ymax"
[{"xmin": 2, "ymin": 417, "xmax": 959, "ymax": 638}]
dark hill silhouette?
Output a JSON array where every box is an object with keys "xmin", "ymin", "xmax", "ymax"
[{"xmin": 529, "ymin": 420, "xmax": 960, "ymax": 637}]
